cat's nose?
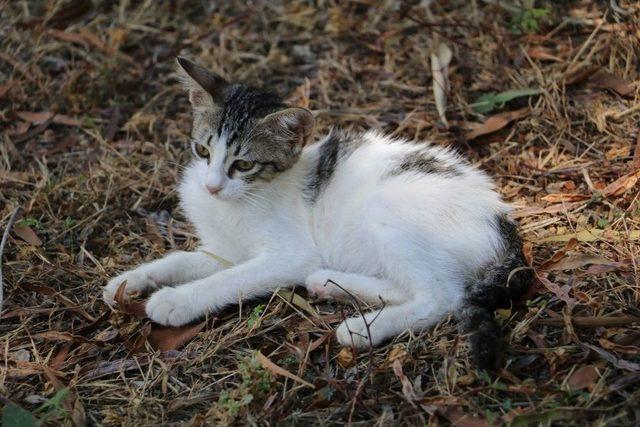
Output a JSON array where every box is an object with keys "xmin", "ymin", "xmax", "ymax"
[{"xmin": 206, "ymin": 184, "xmax": 222, "ymax": 195}]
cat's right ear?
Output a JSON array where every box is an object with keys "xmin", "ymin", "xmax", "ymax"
[{"xmin": 176, "ymin": 57, "xmax": 228, "ymax": 110}]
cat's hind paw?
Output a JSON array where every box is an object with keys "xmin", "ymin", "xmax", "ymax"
[
  {"xmin": 145, "ymin": 287, "xmax": 197, "ymax": 327},
  {"xmin": 103, "ymin": 270, "xmax": 158, "ymax": 306},
  {"xmin": 336, "ymin": 317, "xmax": 383, "ymax": 350},
  {"xmin": 304, "ymin": 269, "xmax": 347, "ymax": 301}
]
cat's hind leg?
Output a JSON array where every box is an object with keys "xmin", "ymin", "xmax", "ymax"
[
  {"xmin": 335, "ymin": 297, "xmax": 455, "ymax": 349},
  {"xmin": 104, "ymin": 250, "xmax": 225, "ymax": 306},
  {"xmin": 305, "ymin": 270, "xmax": 408, "ymax": 305}
]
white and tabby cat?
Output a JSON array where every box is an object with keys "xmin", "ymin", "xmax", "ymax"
[{"xmin": 104, "ymin": 57, "xmax": 531, "ymax": 370}]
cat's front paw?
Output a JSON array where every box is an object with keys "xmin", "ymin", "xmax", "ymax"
[
  {"xmin": 146, "ymin": 287, "xmax": 197, "ymax": 326},
  {"xmin": 304, "ymin": 269, "xmax": 345, "ymax": 300},
  {"xmin": 103, "ymin": 270, "xmax": 158, "ymax": 306}
]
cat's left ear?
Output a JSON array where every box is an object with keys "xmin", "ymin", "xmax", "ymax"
[
  {"xmin": 176, "ymin": 57, "xmax": 227, "ymax": 109},
  {"xmin": 261, "ymin": 108, "xmax": 315, "ymax": 146}
]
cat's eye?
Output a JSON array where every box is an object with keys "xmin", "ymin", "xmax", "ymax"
[
  {"xmin": 233, "ymin": 160, "xmax": 255, "ymax": 172},
  {"xmin": 195, "ymin": 144, "xmax": 210, "ymax": 159}
]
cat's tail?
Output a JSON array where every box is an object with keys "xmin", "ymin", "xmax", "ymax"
[{"xmin": 459, "ymin": 215, "xmax": 533, "ymax": 372}]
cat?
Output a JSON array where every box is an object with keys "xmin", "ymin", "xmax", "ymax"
[{"xmin": 104, "ymin": 57, "xmax": 532, "ymax": 371}]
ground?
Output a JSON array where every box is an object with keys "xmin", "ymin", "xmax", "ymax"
[{"xmin": 1, "ymin": 1, "xmax": 639, "ymax": 426}]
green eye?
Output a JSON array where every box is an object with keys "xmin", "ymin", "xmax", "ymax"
[
  {"xmin": 233, "ymin": 160, "xmax": 255, "ymax": 172},
  {"xmin": 195, "ymin": 144, "xmax": 210, "ymax": 158}
]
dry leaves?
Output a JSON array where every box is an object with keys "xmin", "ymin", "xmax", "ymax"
[
  {"xmin": 602, "ymin": 170, "xmax": 640, "ymax": 197},
  {"xmin": 337, "ymin": 347, "xmax": 356, "ymax": 368},
  {"xmin": 15, "ymin": 111, "xmax": 81, "ymax": 126},
  {"xmin": 588, "ymin": 71, "xmax": 635, "ymax": 98},
  {"xmin": 431, "ymin": 42, "xmax": 453, "ymax": 127},
  {"xmin": 12, "ymin": 224, "xmax": 42, "ymax": 246},
  {"xmin": 567, "ymin": 365, "xmax": 600, "ymax": 390},
  {"xmin": 466, "ymin": 108, "xmax": 530, "ymax": 140},
  {"xmin": 112, "ymin": 282, "xmax": 204, "ymax": 352},
  {"xmin": 392, "ymin": 358, "xmax": 418, "ymax": 401},
  {"xmin": 257, "ymin": 351, "xmax": 315, "ymax": 389}
]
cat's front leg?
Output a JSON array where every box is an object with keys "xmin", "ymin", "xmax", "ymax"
[
  {"xmin": 145, "ymin": 252, "xmax": 317, "ymax": 326},
  {"xmin": 103, "ymin": 250, "xmax": 227, "ymax": 306}
]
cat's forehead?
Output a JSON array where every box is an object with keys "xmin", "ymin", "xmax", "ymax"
[
  {"xmin": 193, "ymin": 84, "xmax": 285, "ymax": 146},
  {"xmin": 217, "ymin": 84, "xmax": 285, "ymax": 131}
]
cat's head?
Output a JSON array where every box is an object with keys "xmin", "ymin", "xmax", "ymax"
[{"xmin": 177, "ymin": 57, "xmax": 314, "ymax": 200}]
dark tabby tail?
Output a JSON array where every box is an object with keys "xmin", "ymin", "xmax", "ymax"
[{"xmin": 459, "ymin": 215, "xmax": 533, "ymax": 372}]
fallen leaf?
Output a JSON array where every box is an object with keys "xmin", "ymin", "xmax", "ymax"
[
  {"xmin": 15, "ymin": 111, "xmax": 81, "ymax": 126},
  {"xmin": 15, "ymin": 111, "xmax": 54, "ymax": 124},
  {"xmin": 540, "ymin": 193, "xmax": 590, "ymax": 203},
  {"xmin": 392, "ymin": 358, "xmax": 418, "ymax": 401},
  {"xmin": 385, "ymin": 345, "xmax": 409, "ymax": 367},
  {"xmin": 581, "ymin": 343, "xmax": 640, "ymax": 372},
  {"xmin": 539, "ymin": 238, "xmax": 578, "ymax": 270},
  {"xmin": 586, "ymin": 264, "xmax": 620, "ymax": 275},
  {"xmin": 537, "ymin": 274, "xmax": 578, "ymax": 309},
  {"xmin": 567, "ymin": 365, "xmax": 599, "ymax": 390},
  {"xmin": 113, "ymin": 281, "xmax": 128, "ymax": 307},
  {"xmin": 466, "ymin": 108, "xmax": 530, "ymax": 140},
  {"xmin": 123, "ymin": 300, "xmax": 148, "ymax": 319},
  {"xmin": 520, "ymin": 243, "xmax": 533, "ymax": 268},
  {"xmin": 588, "ymin": 71, "xmax": 634, "ymax": 97},
  {"xmin": 543, "ymin": 254, "xmax": 618, "ymax": 272},
  {"xmin": 602, "ymin": 171, "xmax": 640, "ymax": 197},
  {"xmin": 564, "ymin": 66, "xmax": 600, "ymax": 86},
  {"xmin": 51, "ymin": 343, "xmax": 73, "ymax": 369},
  {"xmin": 431, "ymin": 42, "xmax": 452, "ymax": 126},
  {"xmin": 0, "ymin": 79, "xmax": 16, "ymax": 99},
  {"xmin": 527, "ymin": 47, "xmax": 563, "ymax": 62},
  {"xmin": 277, "ymin": 289, "xmax": 319, "ymax": 319},
  {"xmin": 12, "ymin": 224, "xmax": 42, "ymax": 246},
  {"xmin": 257, "ymin": 351, "xmax": 315, "ymax": 389},
  {"xmin": 337, "ymin": 347, "xmax": 356, "ymax": 368},
  {"xmin": 147, "ymin": 322, "xmax": 206, "ymax": 352}
]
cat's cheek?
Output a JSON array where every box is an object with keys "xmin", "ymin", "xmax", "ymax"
[{"xmin": 219, "ymin": 180, "xmax": 247, "ymax": 200}]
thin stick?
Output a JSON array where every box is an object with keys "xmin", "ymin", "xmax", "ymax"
[
  {"xmin": 0, "ymin": 207, "xmax": 21, "ymax": 314},
  {"xmin": 536, "ymin": 316, "xmax": 640, "ymax": 328}
]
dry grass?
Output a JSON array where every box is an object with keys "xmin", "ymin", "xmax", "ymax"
[{"xmin": 1, "ymin": 1, "xmax": 640, "ymax": 425}]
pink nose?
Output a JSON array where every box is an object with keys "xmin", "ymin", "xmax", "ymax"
[{"xmin": 206, "ymin": 185, "xmax": 222, "ymax": 195}]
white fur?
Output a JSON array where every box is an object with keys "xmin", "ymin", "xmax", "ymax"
[{"xmin": 104, "ymin": 131, "xmax": 509, "ymax": 349}]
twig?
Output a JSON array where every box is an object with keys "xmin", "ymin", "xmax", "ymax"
[
  {"xmin": 323, "ymin": 279, "xmax": 386, "ymax": 423},
  {"xmin": 536, "ymin": 316, "xmax": 640, "ymax": 328},
  {"xmin": 0, "ymin": 207, "xmax": 21, "ymax": 314}
]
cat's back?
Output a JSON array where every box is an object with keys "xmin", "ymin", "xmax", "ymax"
[{"xmin": 307, "ymin": 130, "xmax": 508, "ymax": 274}]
